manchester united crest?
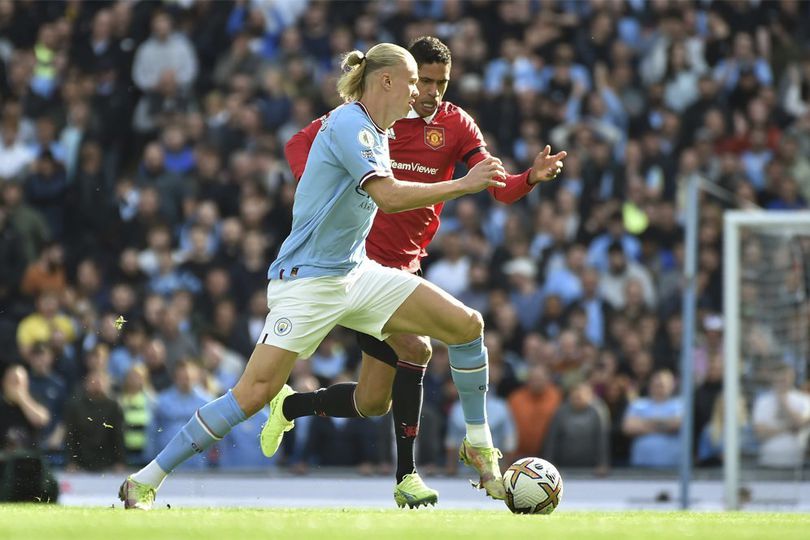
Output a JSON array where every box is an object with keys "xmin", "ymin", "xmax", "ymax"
[{"xmin": 424, "ymin": 126, "xmax": 445, "ymax": 150}]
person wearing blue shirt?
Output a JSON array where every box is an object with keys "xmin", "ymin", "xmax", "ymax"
[
  {"xmin": 121, "ymin": 42, "xmax": 517, "ymax": 510},
  {"xmin": 622, "ymin": 370, "xmax": 683, "ymax": 468}
]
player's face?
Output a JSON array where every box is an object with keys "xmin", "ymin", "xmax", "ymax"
[
  {"xmin": 414, "ymin": 62, "xmax": 451, "ymax": 118},
  {"xmin": 391, "ymin": 57, "xmax": 420, "ymax": 118}
]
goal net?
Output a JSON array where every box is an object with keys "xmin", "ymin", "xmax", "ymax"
[{"xmin": 723, "ymin": 211, "xmax": 810, "ymax": 509}]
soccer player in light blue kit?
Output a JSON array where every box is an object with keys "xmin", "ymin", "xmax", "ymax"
[{"xmin": 119, "ymin": 43, "xmax": 507, "ymax": 510}]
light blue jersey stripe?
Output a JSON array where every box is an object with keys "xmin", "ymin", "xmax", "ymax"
[{"xmin": 269, "ymin": 102, "xmax": 392, "ymax": 280}]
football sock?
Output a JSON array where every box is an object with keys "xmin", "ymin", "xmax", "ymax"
[
  {"xmin": 282, "ymin": 382, "xmax": 363, "ymax": 419},
  {"xmin": 449, "ymin": 336, "xmax": 494, "ymax": 447},
  {"xmin": 146, "ymin": 390, "xmax": 246, "ymax": 483},
  {"xmin": 392, "ymin": 359, "xmax": 427, "ymax": 483},
  {"xmin": 131, "ymin": 460, "xmax": 168, "ymax": 490},
  {"xmin": 466, "ymin": 422, "xmax": 494, "ymax": 448}
]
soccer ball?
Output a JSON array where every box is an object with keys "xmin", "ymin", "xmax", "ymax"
[{"xmin": 502, "ymin": 457, "xmax": 563, "ymax": 514}]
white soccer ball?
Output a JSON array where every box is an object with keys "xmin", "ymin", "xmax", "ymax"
[{"xmin": 502, "ymin": 457, "xmax": 563, "ymax": 514}]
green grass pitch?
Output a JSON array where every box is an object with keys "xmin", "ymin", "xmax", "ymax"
[{"xmin": 1, "ymin": 506, "xmax": 809, "ymax": 540}]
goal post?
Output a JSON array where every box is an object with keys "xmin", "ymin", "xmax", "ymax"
[{"xmin": 723, "ymin": 211, "xmax": 810, "ymax": 510}]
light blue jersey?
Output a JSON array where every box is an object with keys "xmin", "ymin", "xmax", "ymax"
[{"xmin": 269, "ymin": 102, "xmax": 392, "ymax": 280}]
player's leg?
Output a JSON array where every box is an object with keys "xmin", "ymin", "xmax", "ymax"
[
  {"xmin": 120, "ymin": 343, "xmax": 298, "ymax": 509},
  {"xmin": 344, "ymin": 262, "xmax": 504, "ymax": 500},
  {"xmin": 122, "ymin": 276, "xmax": 338, "ymax": 509},
  {"xmin": 381, "ymin": 333, "xmax": 438, "ymax": 508},
  {"xmin": 280, "ymin": 333, "xmax": 396, "ymax": 422},
  {"xmin": 380, "ymin": 281, "xmax": 505, "ymax": 499},
  {"xmin": 274, "ymin": 329, "xmax": 437, "ymax": 507}
]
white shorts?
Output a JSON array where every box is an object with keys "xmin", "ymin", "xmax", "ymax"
[{"xmin": 258, "ymin": 258, "xmax": 421, "ymax": 359}]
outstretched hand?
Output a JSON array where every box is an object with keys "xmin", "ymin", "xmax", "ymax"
[{"xmin": 529, "ymin": 145, "xmax": 568, "ymax": 184}]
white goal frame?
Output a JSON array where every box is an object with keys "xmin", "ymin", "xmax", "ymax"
[{"xmin": 723, "ymin": 210, "xmax": 810, "ymax": 509}]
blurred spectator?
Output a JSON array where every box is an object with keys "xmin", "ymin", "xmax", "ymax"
[
  {"xmin": 753, "ymin": 366, "xmax": 810, "ymax": 468},
  {"xmin": 598, "ymin": 242, "xmax": 656, "ymax": 310},
  {"xmin": 503, "ymin": 257, "xmax": 543, "ymax": 332},
  {"xmin": 508, "ymin": 364, "xmax": 562, "ymax": 458},
  {"xmin": 0, "ymin": 124, "xmax": 35, "ymax": 181},
  {"xmin": 26, "ymin": 342, "xmax": 67, "ymax": 449},
  {"xmin": 132, "ymin": 11, "xmax": 197, "ymax": 92},
  {"xmin": 24, "ymin": 152, "xmax": 68, "ymax": 240},
  {"xmin": 697, "ymin": 392, "xmax": 751, "ymax": 467},
  {"xmin": 622, "ymin": 370, "xmax": 682, "ymax": 468},
  {"xmin": 200, "ymin": 334, "xmax": 245, "ymax": 395},
  {"xmin": 20, "ymin": 241, "xmax": 66, "ymax": 298},
  {"xmin": 2, "ymin": 181, "xmax": 50, "ymax": 264},
  {"xmin": 142, "ymin": 337, "xmax": 172, "ymax": 392},
  {"xmin": 0, "ymin": 205, "xmax": 26, "ymax": 308},
  {"xmin": 544, "ymin": 383, "xmax": 610, "ymax": 475},
  {"xmin": 118, "ymin": 364, "xmax": 154, "ymax": 467},
  {"xmin": 109, "ymin": 321, "xmax": 147, "ymax": 388},
  {"xmin": 63, "ymin": 370, "xmax": 125, "ymax": 472},
  {"xmin": 694, "ymin": 354, "xmax": 724, "ymax": 453},
  {"xmin": 16, "ymin": 291, "xmax": 75, "ymax": 358},
  {"xmin": 0, "ymin": 364, "xmax": 50, "ymax": 451},
  {"xmin": 308, "ymin": 332, "xmax": 348, "ymax": 386},
  {"xmin": 425, "ymin": 231, "xmax": 470, "ymax": 298}
]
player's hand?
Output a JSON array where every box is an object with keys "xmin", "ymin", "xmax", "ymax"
[
  {"xmin": 459, "ymin": 157, "xmax": 506, "ymax": 194},
  {"xmin": 529, "ymin": 145, "xmax": 568, "ymax": 184}
]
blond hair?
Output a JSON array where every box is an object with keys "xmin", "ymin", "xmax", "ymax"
[{"xmin": 336, "ymin": 43, "xmax": 413, "ymax": 102}]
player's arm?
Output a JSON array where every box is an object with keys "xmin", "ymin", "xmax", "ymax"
[
  {"xmin": 364, "ymin": 157, "xmax": 506, "ymax": 213},
  {"xmin": 284, "ymin": 118, "xmax": 323, "ymax": 182},
  {"xmin": 622, "ymin": 413, "xmax": 653, "ymax": 436},
  {"xmin": 457, "ymin": 109, "xmax": 566, "ymax": 204},
  {"xmin": 466, "ymin": 145, "xmax": 567, "ymax": 204}
]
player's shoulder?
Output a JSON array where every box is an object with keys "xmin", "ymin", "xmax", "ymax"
[
  {"xmin": 438, "ymin": 101, "xmax": 476, "ymax": 124},
  {"xmin": 332, "ymin": 102, "xmax": 384, "ymax": 131}
]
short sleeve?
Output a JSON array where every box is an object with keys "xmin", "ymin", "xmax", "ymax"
[
  {"xmin": 330, "ymin": 111, "xmax": 392, "ymax": 187},
  {"xmin": 455, "ymin": 107, "xmax": 487, "ymax": 163}
]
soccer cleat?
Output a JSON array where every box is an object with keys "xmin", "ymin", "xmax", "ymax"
[
  {"xmin": 118, "ymin": 477, "xmax": 156, "ymax": 510},
  {"xmin": 260, "ymin": 384, "xmax": 296, "ymax": 458},
  {"xmin": 458, "ymin": 438, "xmax": 506, "ymax": 500},
  {"xmin": 393, "ymin": 473, "xmax": 439, "ymax": 509}
]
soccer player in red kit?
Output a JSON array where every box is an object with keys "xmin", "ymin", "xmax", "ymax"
[{"xmin": 270, "ymin": 37, "xmax": 566, "ymax": 507}]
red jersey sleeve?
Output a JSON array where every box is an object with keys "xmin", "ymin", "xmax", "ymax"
[
  {"xmin": 284, "ymin": 117, "xmax": 323, "ymax": 182},
  {"xmin": 455, "ymin": 106, "xmax": 487, "ymax": 160},
  {"xmin": 454, "ymin": 106, "xmax": 534, "ymax": 204},
  {"xmin": 466, "ymin": 150, "xmax": 534, "ymax": 204}
]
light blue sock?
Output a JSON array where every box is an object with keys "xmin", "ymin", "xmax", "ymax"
[
  {"xmin": 449, "ymin": 336, "xmax": 488, "ymax": 425},
  {"xmin": 155, "ymin": 390, "xmax": 246, "ymax": 473}
]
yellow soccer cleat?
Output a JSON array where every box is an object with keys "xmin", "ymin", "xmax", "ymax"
[
  {"xmin": 458, "ymin": 438, "xmax": 506, "ymax": 500},
  {"xmin": 118, "ymin": 477, "xmax": 156, "ymax": 510},
  {"xmin": 260, "ymin": 384, "xmax": 296, "ymax": 458},
  {"xmin": 393, "ymin": 473, "xmax": 439, "ymax": 509}
]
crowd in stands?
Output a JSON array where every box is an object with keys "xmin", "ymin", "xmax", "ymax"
[{"xmin": 2, "ymin": 0, "xmax": 810, "ymax": 479}]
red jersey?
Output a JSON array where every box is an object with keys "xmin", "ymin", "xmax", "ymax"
[{"xmin": 285, "ymin": 101, "xmax": 534, "ymax": 272}]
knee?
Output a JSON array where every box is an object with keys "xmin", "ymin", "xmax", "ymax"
[
  {"xmin": 399, "ymin": 338, "xmax": 432, "ymax": 365},
  {"xmin": 356, "ymin": 394, "xmax": 391, "ymax": 417},
  {"xmin": 454, "ymin": 309, "xmax": 484, "ymax": 344}
]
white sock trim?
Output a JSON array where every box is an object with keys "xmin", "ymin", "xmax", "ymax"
[
  {"xmin": 466, "ymin": 423, "xmax": 494, "ymax": 448},
  {"xmin": 131, "ymin": 460, "xmax": 168, "ymax": 491}
]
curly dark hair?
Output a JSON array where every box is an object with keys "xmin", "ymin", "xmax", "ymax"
[{"xmin": 408, "ymin": 36, "xmax": 452, "ymax": 66}]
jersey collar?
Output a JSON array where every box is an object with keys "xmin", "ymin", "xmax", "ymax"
[
  {"xmin": 405, "ymin": 106, "xmax": 439, "ymax": 124},
  {"xmin": 355, "ymin": 101, "xmax": 386, "ymax": 134}
]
